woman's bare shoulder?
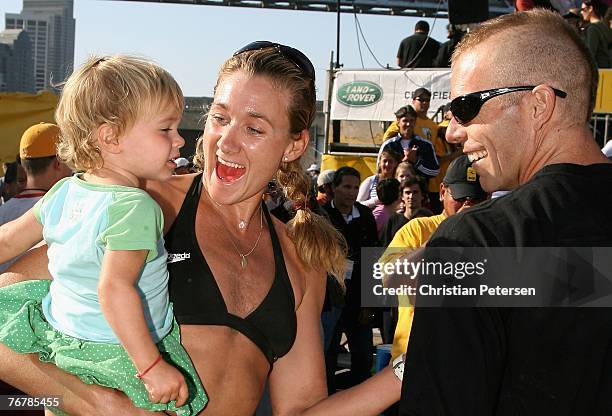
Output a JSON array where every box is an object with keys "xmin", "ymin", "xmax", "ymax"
[{"xmin": 145, "ymin": 173, "xmax": 200, "ymax": 232}]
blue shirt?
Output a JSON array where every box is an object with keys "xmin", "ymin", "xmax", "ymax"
[{"xmin": 33, "ymin": 176, "xmax": 173, "ymax": 344}]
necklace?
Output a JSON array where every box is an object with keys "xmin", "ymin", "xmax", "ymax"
[
  {"xmin": 226, "ymin": 207, "xmax": 264, "ymax": 269},
  {"xmin": 205, "ymin": 189, "xmax": 265, "ymax": 268}
]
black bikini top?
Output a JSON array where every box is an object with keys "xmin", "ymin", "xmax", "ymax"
[{"xmin": 165, "ymin": 174, "xmax": 297, "ymax": 364}]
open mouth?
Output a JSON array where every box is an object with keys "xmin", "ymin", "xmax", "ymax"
[
  {"xmin": 466, "ymin": 150, "xmax": 488, "ymax": 163},
  {"xmin": 215, "ymin": 156, "xmax": 246, "ymax": 183}
]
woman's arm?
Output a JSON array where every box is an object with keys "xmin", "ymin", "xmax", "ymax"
[
  {"xmin": 0, "ymin": 244, "xmax": 50, "ymax": 287},
  {"xmin": 269, "ymin": 269, "xmax": 402, "ymax": 416},
  {"xmin": 357, "ymin": 176, "xmax": 379, "ymax": 209},
  {"xmin": 0, "ymin": 248, "xmax": 161, "ymax": 415}
]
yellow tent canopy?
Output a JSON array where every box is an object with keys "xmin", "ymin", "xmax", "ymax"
[{"xmin": 0, "ymin": 91, "xmax": 57, "ymax": 167}]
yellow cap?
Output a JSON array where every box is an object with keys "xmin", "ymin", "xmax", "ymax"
[{"xmin": 20, "ymin": 122, "xmax": 60, "ymax": 159}]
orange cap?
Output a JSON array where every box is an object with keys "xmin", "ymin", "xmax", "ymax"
[{"xmin": 20, "ymin": 122, "xmax": 60, "ymax": 159}]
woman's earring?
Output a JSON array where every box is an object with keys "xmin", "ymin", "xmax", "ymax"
[{"xmin": 283, "ymin": 156, "xmax": 288, "ymax": 161}]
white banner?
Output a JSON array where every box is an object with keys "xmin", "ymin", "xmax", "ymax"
[{"xmin": 329, "ymin": 69, "xmax": 451, "ymax": 121}]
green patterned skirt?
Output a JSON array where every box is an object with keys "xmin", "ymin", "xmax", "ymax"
[{"xmin": 0, "ymin": 280, "xmax": 207, "ymax": 415}]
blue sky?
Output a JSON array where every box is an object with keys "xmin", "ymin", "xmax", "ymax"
[{"xmin": 2, "ymin": 0, "xmax": 449, "ymax": 99}]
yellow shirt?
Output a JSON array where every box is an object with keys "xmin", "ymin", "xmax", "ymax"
[{"xmin": 380, "ymin": 213, "xmax": 446, "ymax": 358}]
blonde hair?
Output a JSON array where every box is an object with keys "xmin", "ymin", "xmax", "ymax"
[
  {"xmin": 55, "ymin": 55, "xmax": 184, "ymax": 171},
  {"xmin": 194, "ymin": 47, "xmax": 347, "ymax": 283},
  {"xmin": 452, "ymin": 9, "xmax": 598, "ymax": 122}
]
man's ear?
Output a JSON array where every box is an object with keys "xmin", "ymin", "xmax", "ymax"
[
  {"xmin": 96, "ymin": 123, "xmax": 121, "ymax": 154},
  {"xmin": 530, "ymin": 85, "xmax": 557, "ymax": 131},
  {"xmin": 282, "ymin": 129, "xmax": 310, "ymax": 163}
]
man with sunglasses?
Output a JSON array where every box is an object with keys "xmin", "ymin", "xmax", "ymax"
[{"xmin": 399, "ymin": 9, "xmax": 612, "ymax": 416}]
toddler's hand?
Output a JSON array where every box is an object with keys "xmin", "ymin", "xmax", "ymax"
[{"xmin": 141, "ymin": 359, "xmax": 189, "ymax": 407}]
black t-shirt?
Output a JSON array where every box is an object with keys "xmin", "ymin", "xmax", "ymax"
[
  {"xmin": 399, "ymin": 163, "xmax": 612, "ymax": 415},
  {"xmin": 397, "ymin": 33, "xmax": 440, "ymax": 68}
]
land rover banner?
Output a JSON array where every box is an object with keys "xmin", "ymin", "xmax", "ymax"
[{"xmin": 329, "ymin": 69, "xmax": 451, "ymax": 121}]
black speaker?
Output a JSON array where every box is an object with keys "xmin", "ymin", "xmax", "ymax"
[{"xmin": 448, "ymin": 0, "xmax": 490, "ymax": 24}]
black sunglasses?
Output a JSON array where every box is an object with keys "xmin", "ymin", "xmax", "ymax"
[
  {"xmin": 450, "ymin": 86, "xmax": 567, "ymax": 125},
  {"xmin": 233, "ymin": 41, "xmax": 315, "ymax": 81}
]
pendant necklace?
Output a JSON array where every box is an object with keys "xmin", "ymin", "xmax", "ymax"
[
  {"xmin": 225, "ymin": 207, "xmax": 264, "ymax": 269},
  {"xmin": 206, "ymin": 190, "xmax": 264, "ymax": 269}
]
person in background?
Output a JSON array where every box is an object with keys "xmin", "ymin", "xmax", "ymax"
[
  {"xmin": 379, "ymin": 177, "xmax": 432, "ymax": 248},
  {"xmin": 0, "ymin": 162, "xmax": 26, "ymax": 204},
  {"xmin": 428, "ymin": 102, "xmax": 463, "ymax": 213},
  {"xmin": 433, "ymin": 24, "xmax": 465, "ymax": 68},
  {"xmin": 0, "ymin": 123, "xmax": 71, "ymax": 273},
  {"xmin": 306, "ymin": 163, "xmax": 320, "ymax": 197},
  {"xmin": 581, "ymin": 0, "xmax": 612, "ymax": 68},
  {"xmin": 316, "ymin": 168, "xmax": 336, "ymax": 206},
  {"xmin": 397, "ymin": 20, "xmax": 440, "ymax": 68},
  {"xmin": 379, "ymin": 105, "xmax": 439, "ymax": 180},
  {"xmin": 358, "ymin": 149, "xmax": 402, "ymax": 209},
  {"xmin": 173, "ymin": 157, "xmax": 192, "ymax": 175},
  {"xmin": 394, "ymin": 161, "xmax": 417, "ymax": 183},
  {"xmin": 386, "ymin": 156, "xmax": 487, "ymax": 360},
  {"xmin": 372, "ymin": 178, "xmax": 400, "ymax": 235},
  {"xmin": 322, "ymin": 166, "xmax": 379, "ymax": 391}
]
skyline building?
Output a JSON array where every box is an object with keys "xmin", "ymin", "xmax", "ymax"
[
  {"xmin": 0, "ymin": 29, "xmax": 34, "ymax": 93},
  {"xmin": 5, "ymin": 0, "xmax": 75, "ymax": 92}
]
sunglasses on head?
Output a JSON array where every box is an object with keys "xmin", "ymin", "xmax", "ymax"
[
  {"xmin": 450, "ymin": 86, "xmax": 567, "ymax": 125},
  {"xmin": 233, "ymin": 41, "xmax": 315, "ymax": 81}
]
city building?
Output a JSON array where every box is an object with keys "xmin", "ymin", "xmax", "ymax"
[
  {"xmin": 5, "ymin": 0, "xmax": 75, "ymax": 92},
  {"xmin": 0, "ymin": 29, "xmax": 34, "ymax": 93}
]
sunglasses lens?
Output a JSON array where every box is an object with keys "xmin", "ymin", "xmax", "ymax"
[{"xmin": 451, "ymin": 94, "xmax": 481, "ymax": 125}]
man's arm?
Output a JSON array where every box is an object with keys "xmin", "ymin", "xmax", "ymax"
[{"xmin": 414, "ymin": 140, "xmax": 440, "ymax": 177}]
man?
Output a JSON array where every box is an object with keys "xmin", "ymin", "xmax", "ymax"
[
  {"xmin": 581, "ymin": 0, "xmax": 612, "ymax": 68},
  {"xmin": 383, "ymin": 88, "xmax": 438, "ymax": 142},
  {"xmin": 321, "ymin": 166, "xmax": 378, "ymax": 390},
  {"xmin": 379, "ymin": 176, "xmax": 431, "ymax": 247},
  {"xmin": 399, "ymin": 10, "xmax": 612, "ymax": 415},
  {"xmin": 316, "ymin": 168, "xmax": 335, "ymax": 206},
  {"xmin": 0, "ymin": 162, "xmax": 26, "ymax": 204},
  {"xmin": 306, "ymin": 163, "xmax": 320, "ymax": 197},
  {"xmin": 397, "ymin": 20, "xmax": 440, "ymax": 68},
  {"xmin": 433, "ymin": 24, "xmax": 465, "ymax": 68},
  {"xmin": 0, "ymin": 123, "xmax": 71, "ymax": 272},
  {"xmin": 378, "ymin": 105, "xmax": 439, "ymax": 179}
]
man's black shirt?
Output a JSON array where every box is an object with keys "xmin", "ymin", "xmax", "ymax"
[
  {"xmin": 397, "ymin": 33, "xmax": 440, "ymax": 68},
  {"xmin": 399, "ymin": 163, "xmax": 612, "ymax": 415}
]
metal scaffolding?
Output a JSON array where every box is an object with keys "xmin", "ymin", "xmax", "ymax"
[{"xmin": 108, "ymin": 0, "xmax": 514, "ymax": 18}]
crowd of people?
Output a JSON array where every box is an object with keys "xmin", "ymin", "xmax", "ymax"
[
  {"xmin": 0, "ymin": 6, "xmax": 610, "ymax": 416},
  {"xmin": 397, "ymin": 0, "xmax": 611, "ymax": 69}
]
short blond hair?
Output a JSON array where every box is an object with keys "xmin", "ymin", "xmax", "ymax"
[
  {"xmin": 452, "ymin": 9, "xmax": 598, "ymax": 122},
  {"xmin": 55, "ymin": 55, "xmax": 184, "ymax": 171}
]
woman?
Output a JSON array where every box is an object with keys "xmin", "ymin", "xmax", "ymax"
[
  {"xmin": 356, "ymin": 149, "xmax": 401, "ymax": 209},
  {"xmin": 0, "ymin": 42, "xmax": 402, "ymax": 415}
]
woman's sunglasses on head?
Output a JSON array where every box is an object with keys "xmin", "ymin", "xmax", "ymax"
[
  {"xmin": 233, "ymin": 41, "xmax": 315, "ymax": 81},
  {"xmin": 450, "ymin": 85, "xmax": 567, "ymax": 125}
]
